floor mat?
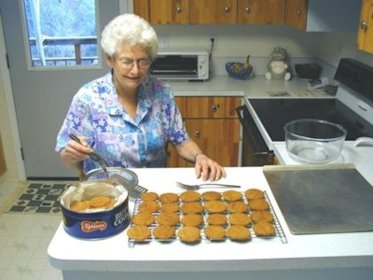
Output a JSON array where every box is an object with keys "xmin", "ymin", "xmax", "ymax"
[{"xmin": 7, "ymin": 182, "xmax": 71, "ymax": 214}]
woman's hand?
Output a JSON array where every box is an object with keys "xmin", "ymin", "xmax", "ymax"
[
  {"xmin": 60, "ymin": 136, "xmax": 93, "ymax": 167},
  {"xmin": 194, "ymin": 153, "xmax": 227, "ymax": 181}
]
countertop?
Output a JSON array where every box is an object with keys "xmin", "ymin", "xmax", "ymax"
[
  {"xmin": 168, "ymin": 75, "xmax": 330, "ymax": 98},
  {"xmin": 48, "ymin": 167, "xmax": 373, "ymax": 280},
  {"xmin": 275, "ymin": 142, "xmax": 373, "ymax": 186}
]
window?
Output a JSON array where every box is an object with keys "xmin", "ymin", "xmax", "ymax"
[{"xmin": 21, "ymin": 0, "xmax": 99, "ymax": 69}]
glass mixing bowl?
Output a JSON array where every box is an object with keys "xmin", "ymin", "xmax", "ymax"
[{"xmin": 284, "ymin": 119, "xmax": 347, "ymax": 164}]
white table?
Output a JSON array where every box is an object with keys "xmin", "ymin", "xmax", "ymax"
[{"xmin": 48, "ymin": 167, "xmax": 373, "ymax": 280}]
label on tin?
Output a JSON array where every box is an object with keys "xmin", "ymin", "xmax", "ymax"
[{"xmin": 81, "ymin": 220, "xmax": 108, "ymax": 232}]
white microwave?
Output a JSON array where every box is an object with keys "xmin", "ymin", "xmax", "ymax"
[{"xmin": 150, "ymin": 48, "xmax": 210, "ymax": 81}]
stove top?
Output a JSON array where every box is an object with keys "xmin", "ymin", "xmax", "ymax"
[{"xmin": 248, "ymin": 98, "xmax": 373, "ymax": 141}]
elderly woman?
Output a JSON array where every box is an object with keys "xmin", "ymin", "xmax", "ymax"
[{"xmin": 55, "ymin": 14, "xmax": 226, "ymax": 181}]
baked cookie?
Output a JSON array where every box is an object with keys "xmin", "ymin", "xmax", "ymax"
[
  {"xmin": 156, "ymin": 212, "xmax": 180, "ymax": 226},
  {"xmin": 247, "ymin": 199, "xmax": 269, "ymax": 211},
  {"xmin": 206, "ymin": 214, "xmax": 227, "ymax": 226},
  {"xmin": 178, "ymin": 226, "xmax": 201, "ymax": 243},
  {"xmin": 181, "ymin": 214, "xmax": 204, "ymax": 227},
  {"xmin": 227, "ymin": 225, "xmax": 251, "ymax": 241},
  {"xmin": 227, "ymin": 201, "xmax": 248, "ymax": 213},
  {"xmin": 70, "ymin": 200, "xmax": 90, "ymax": 212},
  {"xmin": 253, "ymin": 222, "xmax": 276, "ymax": 237},
  {"xmin": 204, "ymin": 200, "xmax": 228, "ymax": 213},
  {"xmin": 201, "ymin": 191, "xmax": 222, "ymax": 201},
  {"xmin": 140, "ymin": 192, "xmax": 159, "ymax": 201},
  {"xmin": 127, "ymin": 225, "xmax": 151, "ymax": 241},
  {"xmin": 251, "ymin": 211, "xmax": 274, "ymax": 223},
  {"xmin": 89, "ymin": 196, "xmax": 113, "ymax": 208},
  {"xmin": 180, "ymin": 202, "xmax": 204, "ymax": 214},
  {"xmin": 244, "ymin": 188, "xmax": 264, "ymax": 200},
  {"xmin": 153, "ymin": 225, "xmax": 176, "ymax": 240},
  {"xmin": 131, "ymin": 212, "xmax": 155, "ymax": 226},
  {"xmin": 222, "ymin": 190, "xmax": 242, "ymax": 202},
  {"xmin": 204, "ymin": 225, "xmax": 226, "ymax": 240},
  {"xmin": 160, "ymin": 203, "xmax": 180, "ymax": 213},
  {"xmin": 138, "ymin": 201, "xmax": 160, "ymax": 213},
  {"xmin": 229, "ymin": 213, "xmax": 251, "ymax": 226},
  {"xmin": 180, "ymin": 191, "xmax": 201, "ymax": 202},
  {"xmin": 159, "ymin": 192, "xmax": 179, "ymax": 203}
]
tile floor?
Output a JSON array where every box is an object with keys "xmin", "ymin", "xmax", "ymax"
[{"xmin": 0, "ymin": 178, "xmax": 64, "ymax": 280}]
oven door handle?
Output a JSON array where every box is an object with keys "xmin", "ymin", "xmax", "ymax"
[{"xmin": 236, "ymin": 105, "xmax": 273, "ymax": 156}]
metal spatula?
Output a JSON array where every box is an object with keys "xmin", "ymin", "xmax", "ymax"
[
  {"xmin": 176, "ymin": 181, "xmax": 241, "ymax": 191},
  {"xmin": 69, "ymin": 133, "xmax": 109, "ymax": 175}
]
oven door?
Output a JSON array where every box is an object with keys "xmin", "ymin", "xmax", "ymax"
[{"xmin": 236, "ymin": 105, "xmax": 274, "ymax": 166}]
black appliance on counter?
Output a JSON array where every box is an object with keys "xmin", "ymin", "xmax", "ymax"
[{"xmin": 237, "ymin": 58, "xmax": 373, "ymax": 166}]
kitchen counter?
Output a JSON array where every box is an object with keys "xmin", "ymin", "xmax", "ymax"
[
  {"xmin": 48, "ymin": 167, "xmax": 373, "ymax": 280},
  {"xmin": 168, "ymin": 75, "xmax": 330, "ymax": 98},
  {"xmin": 274, "ymin": 142, "xmax": 373, "ymax": 186}
]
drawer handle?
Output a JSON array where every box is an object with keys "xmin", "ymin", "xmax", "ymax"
[
  {"xmin": 360, "ymin": 20, "xmax": 368, "ymax": 31},
  {"xmin": 245, "ymin": 7, "xmax": 251, "ymax": 14},
  {"xmin": 176, "ymin": 7, "xmax": 182, "ymax": 14},
  {"xmin": 296, "ymin": 9, "xmax": 301, "ymax": 16},
  {"xmin": 224, "ymin": 6, "xmax": 231, "ymax": 13},
  {"xmin": 211, "ymin": 105, "xmax": 218, "ymax": 112},
  {"xmin": 194, "ymin": 130, "xmax": 201, "ymax": 138}
]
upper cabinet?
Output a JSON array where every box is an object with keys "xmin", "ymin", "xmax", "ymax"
[
  {"xmin": 133, "ymin": 0, "xmax": 282, "ymax": 25},
  {"xmin": 285, "ymin": 0, "xmax": 361, "ymax": 32},
  {"xmin": 238, "ymin": 0, "xmax": 285, "ymax": 25},
  {"xmin": 189, "ymin": 0, "xmax": 237, "ymax": 24},
  {"xmin": 133, "ymin": 0, "xmax": 360, "ymax": 31},
  {"xmin": 357, "ymin": 0, "xmax": 373, "ymax": 54},
  {"xmin": 149, "ymin": 0, "xmax": 189, "ymax": 24}
]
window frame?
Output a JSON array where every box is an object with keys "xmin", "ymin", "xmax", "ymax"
[{"xmin": 19, "ymin": 0, "xmax": 103, "ymax": 71}]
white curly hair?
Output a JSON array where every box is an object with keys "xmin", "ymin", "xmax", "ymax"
[{"xmin": 100, "ymin": 14, "xmax": 158, "ymax": 60}]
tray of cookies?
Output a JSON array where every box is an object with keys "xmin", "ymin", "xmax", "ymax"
[{"xmin": 127, "ymin": 189, "xmax": 287, "ymax": 247}]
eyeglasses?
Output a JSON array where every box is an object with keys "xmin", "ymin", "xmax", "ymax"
[{"xmin": 117, "ymin": 58, "xmax": 152, "ymax": 70}]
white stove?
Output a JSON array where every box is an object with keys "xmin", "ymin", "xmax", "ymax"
[{"xmin": 241, "ymin": 58, "xmax": 373, "ymax": 184}]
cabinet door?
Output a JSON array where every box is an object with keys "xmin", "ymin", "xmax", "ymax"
[
  {"xmin": 187, "ymin": 119, "xmax": 240, "ymax": 167},
  {"xmin": 238, "ymin": 0, "xmax": 285, "ymax": 24},
  {"xmin": 285, "ymin": 0, "xmax": 307, "ymax": 30},
  {"xmin": 133, "ymin": 0, "xmax": 150, "ymax": 21},
  {"xmin": 187, "ymin": 97, "xmax": 227, "ymax": 118},
  {"xmin": 357, "ymin": 0, "xmax": 373, "ymax": 53},
  {"xmin": 149, "ymin": 0, "xmax": 189, "ymax": 24},
  {"xmin": 175, "ymin": 96, "xmax": 187, "ymax": 119},
  {"xmin": 190, "ymin": 0, "xmax": 237, "ymax": 24}
]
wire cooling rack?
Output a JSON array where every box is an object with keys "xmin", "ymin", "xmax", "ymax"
[{"xmin": 128, "ymin": 191, "xmax": 287, "ymax": 248}]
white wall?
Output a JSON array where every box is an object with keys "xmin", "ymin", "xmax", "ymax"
[{"xmin": 154, "ymin": 25, "xmax": 373, "ymax": 79}]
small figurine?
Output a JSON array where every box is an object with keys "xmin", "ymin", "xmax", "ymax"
[{"xmin": 265, "ymin": 46, "xmax": 291, "ymax": 81}]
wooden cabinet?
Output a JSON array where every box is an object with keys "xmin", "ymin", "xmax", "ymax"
[
  {"xmin": 238, "ymin": 0, "xmax": 285, "ymax": 25},
  {"xmin": 285, "ymin": 0, "xmax": 307, "ymax": 30},
  {"xmin": 189, "ymin": 0, "xmax": 237, "ymax": 24},
  {"xmin": 167, "ymin": 96, "xmax": 241, "ymax": 168},
  {"xmin": 357, "ymin": 0, "xmax": 373, "ymax": 54},
  {"xmin": 149, "ymin": 0, "xmax": 189, "ymax": 24},
  {"xmin": 0, "ymin": 134, "xmax": 7, "ymax": 177},
  {"xmin": 133, "ymin": 0, "xmax": 283, "ymax": 25},
  {"xmin": 133, "ymin": 0, "xmax": 150, "ymax": 21},
  {"xmin": 285, "ymin": 0, "xmax": 361, "ymax": 32}
]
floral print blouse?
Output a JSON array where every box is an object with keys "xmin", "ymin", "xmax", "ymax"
[{"xmin": 55, "ymin": 72, "xmax": 189, "ymax": 173}]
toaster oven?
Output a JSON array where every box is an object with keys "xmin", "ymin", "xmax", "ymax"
[{"xmin": 150, "ymin": 48, "xmax": 209, "ymax": 81}]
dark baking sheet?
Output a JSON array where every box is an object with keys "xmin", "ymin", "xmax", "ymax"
[{"xmin": 263, "ymin": 164, "xmax": 373, "ymax": 235}]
